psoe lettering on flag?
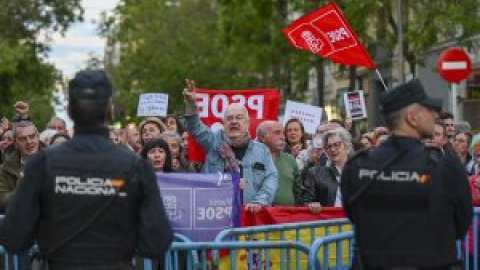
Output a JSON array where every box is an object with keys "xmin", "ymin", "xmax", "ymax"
[{"xmin": 282, "ymin": 2, "xmax": 375, "ymax": 69}]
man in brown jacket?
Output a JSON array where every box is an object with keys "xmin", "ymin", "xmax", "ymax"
[{"xmin": 0, "ymin": 121, "xmax": 39, "ymax": 212}]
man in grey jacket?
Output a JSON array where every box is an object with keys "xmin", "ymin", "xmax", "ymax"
[{"xmin": 183, "ymin": 79, "xmax": 278, "ymax": 213}]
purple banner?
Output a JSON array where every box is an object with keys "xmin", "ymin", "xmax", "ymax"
[{"xmin": 156, "ymin": 172, "xmax": 234, "ymax": 241}]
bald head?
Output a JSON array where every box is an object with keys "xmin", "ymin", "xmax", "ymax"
[
  {"xmin": 256, "ymin": 120, "xmax": 285, "ymax": 155},
  {"xmin": 256, "ymin": 120, "xmax": 277, "ymax": 140},
  {"xmin": 223, "ymin": 103, "xmax": 250, "ymax": 141},
  {"xmin": 223, "ymin": 103, "xmax": 249, "ymax": 122}
]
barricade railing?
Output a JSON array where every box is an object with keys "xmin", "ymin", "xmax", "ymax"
[
  {"xmin": 463, "ymin": 207, "xmax": 480, "ymax": 270},
  {"xmin": 308, "ymin": 231, "xmax": 354, "ymax": 270},
  {"xmin": 213, "ymin": 218, "xmax": 351, "ymax": 269},
  {"xmin": 167, "ymin": 240, "xmax": 310, "ymax": 270},
  {"xmin": 6, "ymin": 207, "xmax": 480, "ymax": 270},
  {"xmin": 215, "ymin": 218, "xmax": 351, "ymax": 244},
  {"xmin": 142, "ymin": 233, "xmax": 195, "ymax": 270}
]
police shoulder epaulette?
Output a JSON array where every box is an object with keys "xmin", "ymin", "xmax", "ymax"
[
  {"xmin": 347, "ymin": 148, "xmax": 371, "ymax": 164},
  {"xmin": 424, "ymin": 145, "xmax": 442, "ymax": 164}
]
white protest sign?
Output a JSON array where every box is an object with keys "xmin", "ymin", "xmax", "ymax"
[
  {"xmin": 283, "ymin": 100, "xmax": 323, "ymax": 134},
  {"xmin": 343, "ymin": 90, "xmax": 367, "ymax": 120},
  {"xmin": 137, "ymin": 93, "xmax": 169, "ymax": 117}
]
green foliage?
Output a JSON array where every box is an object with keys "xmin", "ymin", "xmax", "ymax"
[
  {"xmin": 105, "ymin": 0, "xmax": 249, "ymax": 120},
  {"xmin": 0, "ymin": 0, "xmax": 82, "ymax": 128},
  {"xmin": 339, "ymin": 0, "xmax": 480, "ymax": 66},
  {"xmin": 104, "ymin": 0, "xmax": 480, "ymax": 119}
]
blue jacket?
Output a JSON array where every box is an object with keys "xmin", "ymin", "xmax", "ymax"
[{"xmin": 185, "ymin": 114, "xmax": 278, "ymax": 205}]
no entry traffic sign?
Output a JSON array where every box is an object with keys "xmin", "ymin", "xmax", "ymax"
[{"xmin": 437, "ymin": 48, "xmax": 472, "ymax": 83}]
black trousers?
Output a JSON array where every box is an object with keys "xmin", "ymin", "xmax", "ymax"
[{"xmin": 47, "ymin": 260, "xmax": 131, "ymax": 270}]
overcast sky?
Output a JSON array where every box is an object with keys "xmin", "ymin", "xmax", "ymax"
[
  {"xmin": 45, "ymin": 0, "xmax": 119, "ymax": 78},
  {"xmin": 42, "ymin": 0, "xmax": 119, "ymax": 126}
]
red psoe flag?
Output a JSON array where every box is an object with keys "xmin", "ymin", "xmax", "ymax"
[{"xmin": 282, "ymin": 2, "xmax": 376, "ymax": 68}]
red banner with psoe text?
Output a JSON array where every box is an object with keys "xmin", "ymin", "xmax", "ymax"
[{"xmin": 186, "ymin": 88, "xmax": 280, "ymax": 162}]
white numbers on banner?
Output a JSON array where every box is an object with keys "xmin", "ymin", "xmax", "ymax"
[
  {"xmin": 197, "ymin": 206, "xmax": 232, "ymax": 221},
  {"xmin": 326, "ymin": 27, "xmax": 350, "ymax": 43},
  {"xmin": 196, "ymin": 94, "xmax": 264, "ymax": 119}
]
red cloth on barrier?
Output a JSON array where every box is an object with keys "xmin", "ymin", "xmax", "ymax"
[
  {"xmin": 214, "ymin": 206, "xmax": 346, "ymax": 259},
  {"xmin": 241, "ymin": 206, "xmax": 346, "ymax": 226}
]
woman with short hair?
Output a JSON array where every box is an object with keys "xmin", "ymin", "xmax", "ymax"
[
  {"xmin": 297, "ymin": 127, "xmax": 353, "ymax": 213},
  {"xmin": 139, "ymin": 117, "xmax": 167, "ymax": 146},
  {"xmin": 140, "ymin": 138, "xmax": 173, "ymax": 173}
]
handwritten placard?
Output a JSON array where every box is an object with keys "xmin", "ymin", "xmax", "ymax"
[
  {"xmin": 283, "ymin": 100, "xmax": 323, "ymax": 134},
  {"xmin": 137, "ymin": 93, "xmax": 169, "ymax": 117}
]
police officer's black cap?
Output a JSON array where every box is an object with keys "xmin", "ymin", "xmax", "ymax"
[
  {"xmin": 380, "ymin": 79, "xmax": 442, "ymax": 115},
  {"xmin": 68, "ymin": 70, "xmax": 113, "ymax": 101}
]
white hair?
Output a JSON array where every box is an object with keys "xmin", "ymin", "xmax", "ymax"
[
  {"xmin": 323, "ymin": 127, "xmax": 353, "ymax": 156},
  {"xmin": 256, "ymin": 120, "xmax": 276, "ymax": 141}
]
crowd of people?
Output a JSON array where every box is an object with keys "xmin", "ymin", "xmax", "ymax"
[
  {"xmin": 1, "ymin": 83, "xmax": 480, "ymax": 216},
  {"xmin": 0, "ymin": 72, "xmax": 479, "ymax": 269}
]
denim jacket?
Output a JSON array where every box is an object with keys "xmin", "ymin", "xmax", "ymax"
[{"xmin": 185, "ymin": 114, "xmax": 278, "ymax": 205}]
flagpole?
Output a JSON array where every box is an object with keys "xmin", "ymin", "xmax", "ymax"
[{"xmin": 375, "ymin": 69, "xmax": 389, "ymax": 91}]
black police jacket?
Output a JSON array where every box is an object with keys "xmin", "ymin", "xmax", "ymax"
[
  {"xmin": 0, "ymin": 126, "xmax": 173, "ymax": 263},
  {"xmin": 341, "ymin": 136, "xmax": 473, "ymax": 268}
]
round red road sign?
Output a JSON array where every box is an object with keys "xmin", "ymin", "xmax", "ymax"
[{"xmin": 437, "ymin": 48, "xmax": 472, "ymax": 83}]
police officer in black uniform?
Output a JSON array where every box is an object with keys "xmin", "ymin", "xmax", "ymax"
[
  {"xmin": 0, "ymin": 70, "xmax": 173, "ymax": 270},
  {"xmin": 341, "ymin": 79, "xmax": 473, "ymax": 270}
]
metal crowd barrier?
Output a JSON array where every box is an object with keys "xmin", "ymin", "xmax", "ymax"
[
  {"xmin": 212, "ymin": 218, "xmax": 352, "ymax": 270},
  {"xmin": 5, "ymin": 208, "xmax": 480, "ymax": 270},
  {"xmin": 141, "ymin": 233, "xmax": 194, "ymax": 270},
  {"xmin": 306, "ymin": 208, "xmax": 480, "ymax": 270},
  {"xmin": 168, "ymin": 240, "xmax": 310, "ymax": 270},
  {"xmin": 307, "ymin": 231, "xmax": 354, "ymax": 270},
  {"xmin": 214, "ymin": 218, "xmax": 351, "ymax": 244},
  {"xmin": 213, "ymin": 218, "xmax": 351, "ymax": 270},
  {"xmin": 463, "ymin": 207, "xmax": 480, "ymax": 270}
]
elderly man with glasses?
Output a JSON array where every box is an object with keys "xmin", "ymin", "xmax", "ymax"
[{"xmin": 183, "ymin": 79, "xmax": 278, "ymax": 213}]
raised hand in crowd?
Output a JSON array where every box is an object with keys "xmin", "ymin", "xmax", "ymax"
[
  {"xmin": 171, "ymin": 158, "xmax": 179, "ymax": 171},
  {"xmin": 245, "ymin": 203, "xmax": 262, "ymax": 214},
  {"xmin": 183, "ymin": 79, "xmax": 197, "ymax": 114},
  {"xmin": 307, "ymin": 202, "xmax": 322, "ymax": 214},
  {"xmin": 0, "ymin": 118, "xmax": 10, "ymax": 135},
  {"xmin": 13, "ymin": 101, "xmax": 30, "ymax": 121},
  {"xmin": 239, "ymin": 178, "xmax": 246, "ymax": 190}
]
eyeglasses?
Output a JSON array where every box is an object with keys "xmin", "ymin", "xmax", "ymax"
[
  {"xmin": 326, "ymin": 141, "xmax": 343, "ymax": 151},
  {"xmin": 225, "ymin": 114, "xmax": 247, "ymax": 122}
]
